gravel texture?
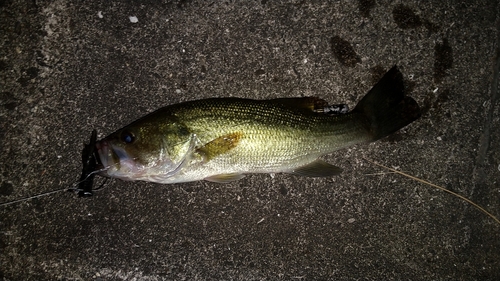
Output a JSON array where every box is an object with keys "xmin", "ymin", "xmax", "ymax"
[{"xmin": 1, "ymin": 1, "xmax": 499, "ymax": 280}]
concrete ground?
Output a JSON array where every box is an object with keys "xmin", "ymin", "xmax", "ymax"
[{"xmin": 1, "ymin": 0, "xmax": 499, "ymax": 280}]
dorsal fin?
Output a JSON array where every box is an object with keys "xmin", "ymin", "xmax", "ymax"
[{"xmin": 269, "ymin": 97, "xmax": 330, "ymax": 111}]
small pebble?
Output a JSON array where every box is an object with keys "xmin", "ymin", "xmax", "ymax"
[{"xmin": 129, "ymin": 16, "xmax": 138, "ymax": 23}]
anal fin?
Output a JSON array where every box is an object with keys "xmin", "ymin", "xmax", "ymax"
[
  {"xmin": 205, "ymin": 173, "xmax": 245, "ymax": 183},
  {"xmin": 287, "ymin": 160, "xmax": 343, "ymax": 177}
]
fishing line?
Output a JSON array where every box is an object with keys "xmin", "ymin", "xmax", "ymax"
[
  {"xmin": 0, "ymin": 174, "xmax": 110, "ymax": 207},
  {"xmin": 69, "ymin": 167, "xmax": 109, "ymax": 188},
  {"xmin": 67, "ymin": 176, "xmax": 110, "ymax": 193},
  {"xmin": 364, "ymin": 158, "xmax": 500, "ymax": 226},
  {"xmin": 0, "ymin": 188, "xmax": 69, "ymax": 207}
]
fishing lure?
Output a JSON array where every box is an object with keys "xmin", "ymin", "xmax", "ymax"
[{"xmin": 76, "ymin": 129, "xmax": 100, "ymax": 197}]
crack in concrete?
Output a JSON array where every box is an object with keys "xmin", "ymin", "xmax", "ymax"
[{"xmin": 474, "ymin": 8, "xmax": 500, "ymax": 185}]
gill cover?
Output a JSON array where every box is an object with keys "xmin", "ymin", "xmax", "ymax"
[
  {"xmin": 96, "ymin": 131, "xmax": 197, "ymax": 182},
  {"xmin": 93, "ymin": 111, "xmax": 193, "ymax": 181}
]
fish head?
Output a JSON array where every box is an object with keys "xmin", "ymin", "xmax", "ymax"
[{"xmin": 96, "ymin": 115, "xmax": 193, "ymax": 182}]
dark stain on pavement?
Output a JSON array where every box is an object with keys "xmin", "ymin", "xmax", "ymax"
[
  {"xmin": 358, "ymin": 0, "xmax": 376, "ymax": 18},
  {"xmin": 330, "ymin": 36, "xmax": 361, "ymax": 67},
  {"xmin": 434, "ymin": 38, "xmax": 453, "ymax": 83},
  {"xmin": 392, "ymin": 4, "xmax": 422, "ymax": 29}
]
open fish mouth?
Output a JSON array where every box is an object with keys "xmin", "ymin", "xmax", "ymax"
[
  {"xmin": 95, "ymin": 140, "xmax": 111, "ymax": 175},
  {"xmin": 95, "ymin": 140, "xmax": 152, "ymax": 180},
  {"xmin": 95, "ymin": 140, "xmax": 135, "ymax": 179}
]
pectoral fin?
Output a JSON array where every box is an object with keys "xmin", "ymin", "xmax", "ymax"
[
  {"xmin": 197, "ymin": 132, "xmax": 243, "ymax": 161},
  {"xmin": 205, "ymin": 173, "xmax": 245, "ymax": 183},
  {"xmin": 287, "ymin": 160, "xmax": 343, "ymax": 177}
]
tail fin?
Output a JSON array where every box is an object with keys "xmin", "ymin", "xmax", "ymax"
[{"xmin": 354, "ymin": 66, "xmax": 421, "ymax": 141}]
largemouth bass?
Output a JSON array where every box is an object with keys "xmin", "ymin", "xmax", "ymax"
[{"xmin": 95, "ymin": 66, "xmax": 420, "ymax": 184}]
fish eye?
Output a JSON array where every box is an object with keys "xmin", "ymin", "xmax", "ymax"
[{"xmin": 121, "ymin": 131, "xmax": 135, "ymax": 144}]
